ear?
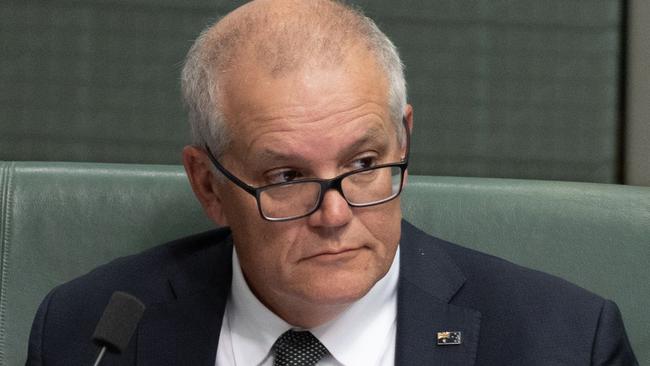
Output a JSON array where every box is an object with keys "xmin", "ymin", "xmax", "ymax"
[
  {"xmin": 182, "ymin": 146, "xmax": 229, "ymax": 226},
  {"xmin": 402, "ymin": 104, "xmax": 414, "ymax": 185},
  {"xmin": 404, "ymin": 104, "xmax": 414, "ymax": 135}
]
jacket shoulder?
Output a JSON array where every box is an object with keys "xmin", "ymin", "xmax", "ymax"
[
  {"xmin": 401, "ymin": 220, "xmax": 603, "ymax": 307},
  {"xmin": 27, "ymin": 228, "xmax": 232, "ymax": 365},
  {"xmin": 400, "ymin": 220, "xmax": 639, "ymax": 364},
  {"xmin": 53, "ymin": 227, "xmax": 232, "ymax": 305}
]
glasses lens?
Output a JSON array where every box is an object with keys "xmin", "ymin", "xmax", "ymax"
[
  {"xmin": 259, "ymin": 182, "xmax": 321, "ymax": 220},
  {"xmin": 342, "ymin": 165, "xmax": 403, "ymax": 206}
]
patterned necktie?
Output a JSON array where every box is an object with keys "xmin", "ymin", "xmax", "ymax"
[{"xmin": 272, "ymin": 330, "xmax": 330, "ymax": 366}]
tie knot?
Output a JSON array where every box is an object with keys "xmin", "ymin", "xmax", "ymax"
[{"xmin": 272, "ymin": 330, "xmax": 329, "ymax": 366}]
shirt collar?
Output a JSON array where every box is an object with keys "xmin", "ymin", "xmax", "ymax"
[
  {"xmin": 227, "ymin": 248, "xmax": 291, "ymax": 366},
  {"xmin": 227, "ymin": 245, "xmax": 400, "ymax": 366}
]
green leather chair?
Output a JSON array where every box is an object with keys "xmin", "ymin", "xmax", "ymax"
[{"xmin": 1, "ymin": 161, "xmax": 648, "ymax": 365}]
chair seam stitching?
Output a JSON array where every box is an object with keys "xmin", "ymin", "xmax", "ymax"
[{"xmin": 0, "ymin": 161, "xmax": 16, "ymax": 363}]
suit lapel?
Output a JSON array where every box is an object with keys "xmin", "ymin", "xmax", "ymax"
[
  {"xmin": 137, "ymin": 232, "xmax": 233, "ymax": 366},
  {"xmin": 137, "ymin": 290, "xmax": 227, "ymax": 366},
  {"xmin": 396, "ymin": 221, "xmax": 481, "ymax": 366}
]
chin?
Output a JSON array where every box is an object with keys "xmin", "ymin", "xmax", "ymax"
[{"xmin": 297, "ymin": 267, "xmax": 385, "ymax": 306}]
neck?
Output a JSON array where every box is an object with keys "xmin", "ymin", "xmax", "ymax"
[{"xmin": 260, "ymin": 294, "xmax": 352, "ymax": 329}]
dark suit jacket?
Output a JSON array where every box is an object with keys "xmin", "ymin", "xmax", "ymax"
[{"xmin": 27, "ymin": 220, "xmax": 638, "ymax": 365}]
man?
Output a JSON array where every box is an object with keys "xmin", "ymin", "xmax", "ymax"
[{"xmin": 27, "ymin": 0, "xmax": 637, "ymax": 365}]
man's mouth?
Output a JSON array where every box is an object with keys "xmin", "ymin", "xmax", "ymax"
[{"xmin": 303, "ymin": 247, "xmax": 365, "ymax": 263}]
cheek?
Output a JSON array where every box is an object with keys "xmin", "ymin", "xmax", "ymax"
[
  {"xmin": 360, "ymin": 202, "xmax": 402, "ymax": 274},
  {"xmin": 358, "ymin": 198, "xmax": 402, "ymax": 246},
  {"xmin": 228, "ymin": 211, "xmax": 303, "ymax": 278},
  {"xmin": 219, "ymin": 184, "xmax": 259, "ymax": 225}
]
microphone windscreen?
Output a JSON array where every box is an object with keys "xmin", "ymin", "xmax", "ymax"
[{"xmin": 91, "ymin": 291, "xmax": 146, "ymax": 353}]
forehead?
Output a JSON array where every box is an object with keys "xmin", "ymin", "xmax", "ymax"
[{"xmin": 219, "ymin": 50, "xmax": 395, "ymax": 158}]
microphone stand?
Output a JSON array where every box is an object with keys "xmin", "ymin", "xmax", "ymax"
[{"xmin": 92, "ymin": 346, "xmax": 107, "ymax": 366}]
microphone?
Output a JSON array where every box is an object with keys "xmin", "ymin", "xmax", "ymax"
[{"xmin": 90, "ymin": 291, "xmax": 146, "ymax": 366}]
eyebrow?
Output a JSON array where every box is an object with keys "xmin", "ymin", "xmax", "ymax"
[{"xmin": 252, "ymin": 126, "xmax": 391, "ymax": 167}]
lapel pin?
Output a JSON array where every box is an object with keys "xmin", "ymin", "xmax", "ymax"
[{"xmin": 436, "ymin": 331, "xmax": 462, "ymax": 346}]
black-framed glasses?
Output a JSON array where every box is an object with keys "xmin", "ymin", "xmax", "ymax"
[{"xmin": 205, "ymin": 117, "xmax": 410, "ymax": 222}]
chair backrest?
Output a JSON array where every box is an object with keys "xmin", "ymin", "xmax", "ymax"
[{"xmin": 1, "ymin": 161, "xmax": 648, "ymax": 365}]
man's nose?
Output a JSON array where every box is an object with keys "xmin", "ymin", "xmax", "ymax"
[{"xmin": 307, "ymin": 189, "xmax": 353, "ymax": 227}]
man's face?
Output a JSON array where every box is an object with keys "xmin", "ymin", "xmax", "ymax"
[{"xmin": 206, "ymin": 54, "xmax": 407, "ymax": 324}]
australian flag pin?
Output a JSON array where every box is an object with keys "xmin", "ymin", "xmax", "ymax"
[{"xmin": 437, "ymin": 331, "xmax": 462, "ymax": 345}]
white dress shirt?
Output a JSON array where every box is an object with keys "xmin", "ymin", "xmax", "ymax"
[{"xmin": 215, "ymin": 245, "xmax": 400, "ymax": 366}]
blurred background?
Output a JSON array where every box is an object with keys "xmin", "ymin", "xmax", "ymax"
[{"xmin": 1, "ymin": 0, "xmax": 648, "ymax": 185}]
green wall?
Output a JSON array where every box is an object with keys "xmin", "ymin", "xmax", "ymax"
[{"xmin": 0, "ymin": 0, "xmax": 623, "ymax": 183}]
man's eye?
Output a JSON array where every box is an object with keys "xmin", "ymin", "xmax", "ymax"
[
  {"xmin": 266, "ymin": 170, "xmax": 302, "ymax": 184},
  {"xmin": 350, "ymin": 156, "xmax": 377, "ymax": 170}
]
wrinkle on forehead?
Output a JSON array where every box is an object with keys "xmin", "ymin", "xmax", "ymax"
[
  {"xmin": 223, "ymin": 58, "xmax": 390, "ymax": 138},
  {"xmin": 250, "ymin": 124, "xmax": 391, "ymax": 168},
  {"xmin": 233, "ymin": 103, "xmax": 392, "ymax": 163}
]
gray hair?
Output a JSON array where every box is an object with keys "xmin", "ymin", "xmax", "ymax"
[{"xmin": 180, "ymin": 0, "xmax": 407, "ymax": 157}]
